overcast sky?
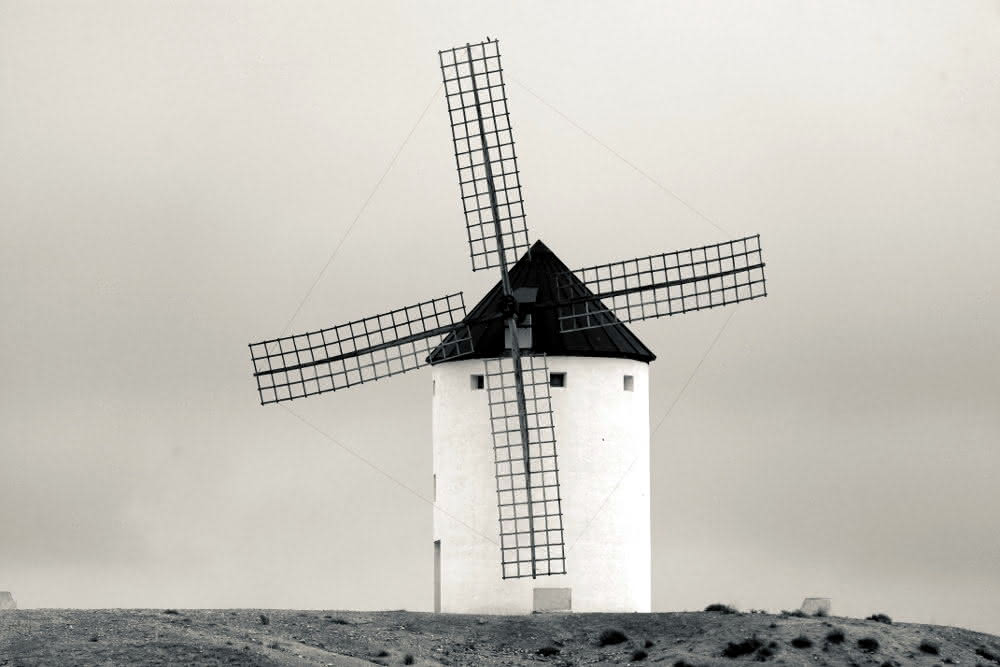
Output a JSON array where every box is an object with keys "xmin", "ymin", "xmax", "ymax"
[{"xmin": 2, "ymin": 0, "xmax": 998, "ymax": 635}]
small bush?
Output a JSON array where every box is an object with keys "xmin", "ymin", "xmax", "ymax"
[
  {"xmin": 374, "ymin": 650, "xmax": 389, "ymax": 657},
  {"xmin": 162, "ymin": 609, "xmax": 179, "ymax": 615},
  {"xmin": 826, "ymin": 629, "xmax": 845, "ymax": 644},
  {"xmin": 791, "ymin": 635, "xmax": 813, "ymax": 649},
  {"xmin": 326, "ymin": 617, "xmax": 349, "ymax": 625},
  {"xmin": 858, "ymin": 637, "xmax": 880, "ymax": 652},
  {"xmin": 537, "ymin": 646, "xmax": 560, "ymax": 657},
  {"xmin": 867, "ymin": 613, "xmax": 892, "ymax": 624},
  {"xmin": 705, "ymin": 603, "xmax": 737, "ymax": 614},
  {"xmin": 723, "ymin": 636, "xmax": 762, "ymax": 658},
  {"xmin": 630, "ymin": 648, "xmax": 648, "ymax": 661},
  {"xmin": 88, "ymin": 635, "xmax": 99, "ymax": 642},
  {"xmin": 267, "ymin": 641, "xmax": 281, "ymax": 649},
  {"xmin": 757, "ymin": 645, "xmax": 775, "ymax": 659},
  {"xmin": 673, "ymin": 662, "xmax": 696, "ymax": 667},
  {"xmin": 258, "ymin": 614, "xmax": 270, "ymax": 625},
  {"xmin": 814, "ymin": 607, "xmax": 828, "ymax": 617},
  {"xmin": 644, "ymin": 639, "xmax": 654, "ymax": 648},
  {"xmin": 403, "ymin": 655, "xmax": 414, "ymax": 665},
  {"xmin": 919, "ymin": 640, "xmax": 940, "ymax": 655},
  {"xmin": 598, "ymin": 629, "xmax": 628, "ymax": 646},
  {"xmin": 781, "ymin": 609, "xmax": 807, "ymax": 618},
  {"xmin": 977, "ymin": 646, "xmax": 1000, "ymax": 663}
]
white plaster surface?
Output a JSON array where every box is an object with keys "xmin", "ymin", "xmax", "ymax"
[{"xmin": 432, "ymin": 356, "xmax": 651, "ymax": 614}]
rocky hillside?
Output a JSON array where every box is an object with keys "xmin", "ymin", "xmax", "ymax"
[{"xmin": 2, "ymin": 608, "xmax": 999, "ymax": 666}]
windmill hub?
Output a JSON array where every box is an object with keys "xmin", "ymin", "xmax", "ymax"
[{"xmin": 499, "ymin": 294, "xmax": 518, "ymax": 320}]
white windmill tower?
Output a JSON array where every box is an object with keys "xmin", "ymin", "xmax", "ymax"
[
  {"xmin": 428, "ymin": 239, "xmax": 658, "ymax": 614},
  {"xmin": 249, "ymin": 38, "xmax": 767, "ymax": 615}
]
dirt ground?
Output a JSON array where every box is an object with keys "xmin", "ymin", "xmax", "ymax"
[{"xmin": 2, "ymin": 608, "xmax": 999, "ymax": 666}]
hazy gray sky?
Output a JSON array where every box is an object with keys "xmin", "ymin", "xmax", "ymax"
[{"xmin": 2, "ymin": 0, "xmax": 998, "ymax": 634}]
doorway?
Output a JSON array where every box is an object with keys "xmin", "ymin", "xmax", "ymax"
[{"xmin": 433, "ymin": 540, "xmax": 441, "ymax": 613}]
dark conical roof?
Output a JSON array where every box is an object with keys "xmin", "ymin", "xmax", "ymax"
[{"xmin": 429, "ymin": 240, "xmax": 655, "ymax": 364}]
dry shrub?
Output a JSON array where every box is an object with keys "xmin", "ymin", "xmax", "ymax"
[
  {"xmin": 919, "ymin": 640, "xmax": 940, "ymax": 655},
  {"xmin": 598, "ymin": 629, "xmax": 628, "ymax": 646},
  {"xmin": 977, "ymin": 646, "xmax": 1000, "ymax": 664},
  {"xmin": 858, "ymin": 637, "xmax": 880, "ymax": 652},
  {"xmin": 826, "ymin": 629, "xmax": 845, "ymax": 644},
  {"xmin": 723, "ymin": 636, "xmax": 762, "ymax": 658},
  {"xmin": 705, "ymin": 603, "xmax": 737, "ymax": 614}
]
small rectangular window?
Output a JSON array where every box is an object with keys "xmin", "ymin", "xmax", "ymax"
[
  {"xmin": 623, "ymin": 375, "xmax": 634, "ymax": 391},
  {"xmin": 471, "ymin": 374, "xmax": 485, "ymax": 390},
  {"xmin": 504, "ymin": 314, "xmax": 533, "ymax": 350},
  {"xmin": 550, "ymin": 372, "xmax": 566, "ymax": 388}
]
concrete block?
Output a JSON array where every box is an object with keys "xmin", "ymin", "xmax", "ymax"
[
  {"xmin": 0, "ymin": 592, "xmax": 16, "ymax": 611},
  {"xmin": 800, "ymin": 597, "xmax": 831, "ymax": 616},
  {"xmin": 533, "ymin": 587, "xmax": 571, "ymax": 612}
]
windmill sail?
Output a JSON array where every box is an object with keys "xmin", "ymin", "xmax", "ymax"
[
  {"xmin": 555, "ymin": 235, "xmax": 767, "ymax": 332},
  {"xmin": 250, "ymin": 293, "xmax": 473, "ymax": 404},
  {"xmin": 484, "ymin": 354, "xmax": 566, "ymax": 579},
  {"xmin": 440, "ymin": 39, "xmax": 530, "ymax": 272}
]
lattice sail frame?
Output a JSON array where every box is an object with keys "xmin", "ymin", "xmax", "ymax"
[
  {"xmin": 555, "ymin": 235, "xmax": 767, "ymax": 333},
  {"xmin": 440, "ymin": 39, "xmax": 530, "ymax": 272},
  {"xmin": 250, "ymin": 293, "xmax": 473, "ymax": 405},
  {"xmin": 484, "ymin": 354, "xmax": 566, "ymax": 579}
]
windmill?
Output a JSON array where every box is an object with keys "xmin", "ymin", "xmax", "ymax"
[{"xmin": 249, "ymin": 38, "xmax": 767, "ymax": 613}]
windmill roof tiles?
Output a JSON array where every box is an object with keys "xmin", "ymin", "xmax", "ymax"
[{"xmin": 429, "ymin": 240, "xmax": 656, "ymax": 364}]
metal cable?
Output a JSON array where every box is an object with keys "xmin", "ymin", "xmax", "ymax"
[
  {"xmin": 268, "ymin": 72, "xmax": 742, "ymax": 560},
  {"xmin": 276, "ymin": 83, "xmax": 443, "ymax": 339},
  {"xmin": 511, "ymin": 77, "xmax": 730, "ymax": 236},
  {"xmin": 566, "ymin": 308, "xmax": 738, "ymax": 554},
  {"xmin": 282, "ymin": 405, "xmax": 499, "ymax": 546},
  {"xmin": 268, "ymin": 82, "xmax": 499, "ymax": 548}
]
